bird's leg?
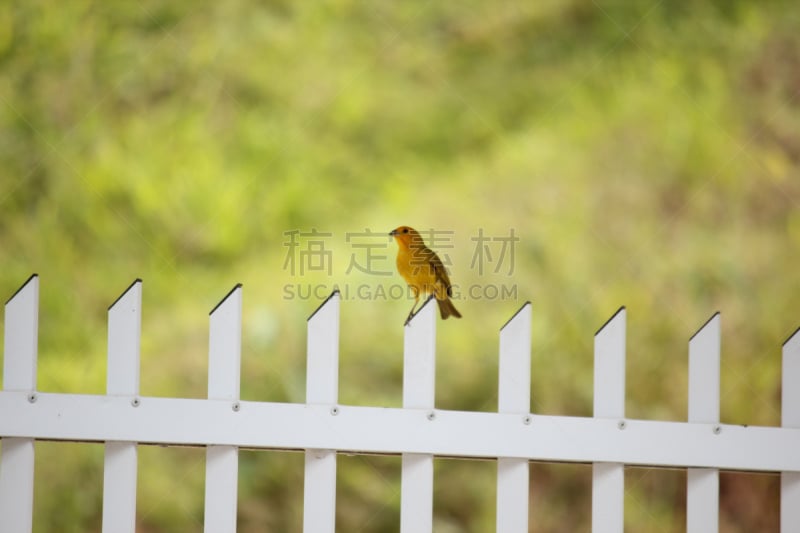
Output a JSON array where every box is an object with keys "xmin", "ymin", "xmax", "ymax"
[
  {"xmin": 404, "ymin": 302, "xmax": 417, "ymax": 326},
  {"xmin": 404, "ymin": 294, "xmax": 420, "ymax": 326}
]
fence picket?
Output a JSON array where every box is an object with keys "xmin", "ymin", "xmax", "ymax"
[
  {"xmin": 782, "ymin": 329, "xmax": 800, "ymax": 532},
  {"xmin": 496, "ymin": 302, "xmax": 531, "ymax": 532},
  {"xmin": 592, "ymin": 307, "xmax": 626, "ymax": 533},
  {"xmin": 203, "ymin": 284, "xmax": 242, "ymax": 533},
  {"xmin": 303, "ymin": 291, "xmax": 340, "ymax": 533},
  {"xmin": 102, "ymin": 279, "xmax": 142, "ymax": 533},
  {"xmin": 687, "ymin": 312, "xmax": 720, "ymax": 532},
  {"xmin": 0, "ymin": 274, "xmax": 39, "ymax": 533},
  {"xmin": 400, "ymin": 298, "xmax": 436, "ymax": 533}
]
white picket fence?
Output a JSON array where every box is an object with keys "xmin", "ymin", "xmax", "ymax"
[{"xmin": 1, "ymin": 274, "xmax": 799, "ymax": 532}]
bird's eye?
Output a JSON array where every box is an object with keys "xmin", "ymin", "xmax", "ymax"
[{"xmin": 402, "ymin": 228, "xmax": 408, "ymax": 233}]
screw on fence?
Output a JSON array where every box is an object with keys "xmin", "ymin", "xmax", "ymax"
[
  {"xmin": 523, "ymin": 414, "xmax": 532, "ymax": 425},
  {"xmin": 713, "ymin": 425, "xmax": 721, "ymax": 434},
  {"xmin": 27, "ymin": 392, "xmax": 37, "ymax": 403},
  {"xmin": 232, "ymin": 401, "xmax": 241, "ymax": 412},
  {"xmin": 618, "ymin": 420, "xmax": 626, "ymax": 430},
  {"xmin": 330, "ymin": 406, "xmax": 339, "ymax": 416},
  {"xmin": 131, "ymin": 397, "xmax": 140, "ymax": 407},
  {"xmin": 427, "ymin": 411, "xmax": 436, "ymax": 421}
]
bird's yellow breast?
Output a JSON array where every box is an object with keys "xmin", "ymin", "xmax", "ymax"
[{"xmin": 396, "ymin": 247, "xmax": 436, "ymax": 290}]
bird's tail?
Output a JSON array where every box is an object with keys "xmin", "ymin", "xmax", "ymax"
[{"xmin": 437, "ymin": 297, "xmax": 462, "ymax": 320}]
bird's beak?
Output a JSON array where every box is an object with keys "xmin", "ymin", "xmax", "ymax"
[{"xmin": 389, "ymin": 229, "xmax": 397, "ymax": 236}]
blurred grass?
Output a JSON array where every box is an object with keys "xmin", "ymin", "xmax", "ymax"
[{"xmin": 1, "ymin": 0, "xmax": 798, "ymax": 531}]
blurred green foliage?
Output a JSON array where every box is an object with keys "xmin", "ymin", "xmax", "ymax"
[{"xmin": 1, "ymin": 0, "xmax": 799, "ymax": 531}]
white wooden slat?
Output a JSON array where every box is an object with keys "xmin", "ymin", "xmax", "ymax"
[
  {"xmin": 593, "ymin": 308, "xmax": 626, "ymax": 419},
  {"xmin": 688, "ymin": 313, "xmax": 720, "ymax": 424},
  {"xmin": 102, "ymin": 279, "xmax": 142, "ymax": 533},
  {"xmin": 784, "ymin": 329, "xmax": 800, "ymax": 428},
  {"xmin": 0, "ymin": 438, "xmax": 35, "ymax": 533},
  {"xmin": 496, "ymin": 303, "xmax": 531, "ymax": 533},
  {"xmin": 498, "ymin": 303, "xmax": 532, "ymax": 414},
  {"xmin": 2, "ymin": 274, "xmax": 38, "ymax": 392},
  {"xmin": 207, "ymin": 284, "xmax": 242, "ymax": 401},
  {"xmin": 205, "ymin": 445, "xmax": 239, "ymax": 530},
  {"xmin": 106, "ymin": 279, "xmax": 142, "ymax": 397},
  {"xmin": 782, "ymin": 328, "xmax": 800, "ymax": 532},
  {"xmin": 2, "ymin": 392, "xmax": 800, "ymax": 472},
  {"xmin": 306, "ymin": 291, "xmax": 339, "ymax": 405},
  {"xmin": 687, "ymin": 312, "xmax": 720, "ymax": 533},
  {"xmin": 304, "ymin": 450, "xmax": 337, "ymax": 533},
  {"xmin": 102, "ymin": 442, "xmax": 138, "ymax": 533},
  {"xmin": 400, "ymin": 299, "xmax": 436, "ymax": 533},
  {"xmin": 497, "ymin": 458, "xmax": 529, "ymax": 532},
  {"xmin": 0, "ymin": 274, "xmax": 39, "ymax": 533},
  {"xmin": 403, "ymin": 298, "xmax": 436, "ymax": 410},
  {"xmin": 592, "ymin": 462, "xmax": 624, "ymax": 532},
  {"xmin": 203, "ymin": 285, "xmax": 242, "ymax": 533},
  {"xmin": 303, "ymin": 291, "xmax": 340, "ymax": 533},
  {"xmin": 687, "ymin": 469, "xmax": 718, "ymax": 530},
  {"xmin": 401, "ymin": 453, "xmax": 434, "ymax": 531},
  {"xmin": 592, "ymin": 307, "xmax": 626, "ymax": 533}
]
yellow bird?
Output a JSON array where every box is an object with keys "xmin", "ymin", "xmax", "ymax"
[{"xmin": 389, "ymin": 226, "xmax": 462, "ymax": 325}]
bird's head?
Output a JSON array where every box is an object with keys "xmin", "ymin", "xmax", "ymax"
[{"xmin": 389, "ymin": 226, "xmax": 423, "ymax": 248}]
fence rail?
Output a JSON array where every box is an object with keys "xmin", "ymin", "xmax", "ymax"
[{"xmin": 1, "ymin": 274, "xmax": 799, "ymax": 532}]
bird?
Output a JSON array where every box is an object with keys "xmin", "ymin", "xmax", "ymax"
[{"xmin": 389, "ymin": 226, "xmax": 462, "ymax": 325}]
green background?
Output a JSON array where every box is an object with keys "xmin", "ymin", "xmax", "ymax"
[{"xmin": 1, "ymin": 1, "xmax": 799, "ymax": 531}]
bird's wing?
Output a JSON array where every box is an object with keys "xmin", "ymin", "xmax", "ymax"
[{"xmin": 426, "ymin": 248, "xmax": 453, "ymax": 297}]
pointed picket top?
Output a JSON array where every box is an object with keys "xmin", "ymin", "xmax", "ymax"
[
  {"xmin": 688, "ymin": 312, "xmax": 720, "ymax": 424},
  {"xmin": 3, "ymin": 273, "xmax": 39, "ymax": 391},
  {"xmin": 595, "ymin": 306, "xmax": 626, "ymax": 337},
  {"xmin": 5, "ymin": 273, "xmax": 38, "ymax": 306},
  {"xmin": 4, "ymin": 273, "xmax": 39, "ymax": 311},
  {"xmin": 107, "ymin": 279, "xmax": 142, "ymax": 397},
  {"xmin": 308, "ymin": 289, "xmax": 340, "ymax": 322},
  {"xmin": 594, "ymin": 306, "xmax": 626, "ymax": 351},
  {"xmin": 108, "ymin": 278, "xmax": 142, "ymax": 311},
  {"xmin": 690, "ymin": 311, "xmax": 720, "ymax": 342},
  {"xmin": 210, "ymin": 283, "xmax": 243, "ymax": 316},
  {"xmin": 500, "ymin": 301, "xmax": 532, "ymax": 331},
  {"xmin": 783, "ymin": 327, "xmax": 800, "ymax": 348}
]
